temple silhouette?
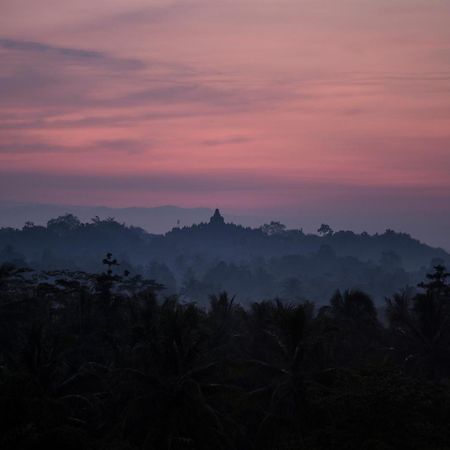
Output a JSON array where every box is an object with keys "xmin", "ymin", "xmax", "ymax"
[{"xmin": 209, "ymin": 208, "xmax": 225, "ymax": 226}]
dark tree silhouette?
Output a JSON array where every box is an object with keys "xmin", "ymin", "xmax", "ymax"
[
  {"xmin": 0, "ymin": 228, "xmax": 450, "ymax": 449},
  {"xmin": 317, "ymin": 223, "xmax": 333, "ymax": 236}
]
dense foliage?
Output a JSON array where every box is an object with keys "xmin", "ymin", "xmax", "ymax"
[
  {"xmin": 1, "ymin": 212, "xmax": 449, "ymax": 304},
  {"xmin": 1, "ymin": 257, "xmax": 450, "ymax": 449}
]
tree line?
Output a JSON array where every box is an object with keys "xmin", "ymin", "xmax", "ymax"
[{"xmin": 1, "ymin": 213, "xmax": 449, "ymax": 304}]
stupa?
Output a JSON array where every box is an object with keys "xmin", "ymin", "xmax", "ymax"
[{"xmin": 209, "ymin": 208, "xmax": 225, "ymax": 226}]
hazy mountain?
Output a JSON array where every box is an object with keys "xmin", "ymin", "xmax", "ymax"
[{"xmin": 2, "ymin": 201, "xmax": 449, "ymax": 252}]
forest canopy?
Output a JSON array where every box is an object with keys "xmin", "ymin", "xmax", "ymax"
[
  {"xmin": 1, "ymin": 211, "xmax": 448, "ymax": 305},
  {"xmin": 1, "ymin": 255, "xmax": 450, "ymax": 449}
]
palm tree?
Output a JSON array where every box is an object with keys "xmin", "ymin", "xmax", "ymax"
[
  {"xmin": 386, "ymin": 266, "xmax": 450, "ymax": 378},
  {"xmin": 317, "ymin": 290, "xmax": 382, "ymax": 367},
  {"xmin": 116, "ymin": 297, "xmax": 235, "ymax": 449},
  {"xmin": 239, "ymin": 300, "xmax": 316, "ymax": 449}
]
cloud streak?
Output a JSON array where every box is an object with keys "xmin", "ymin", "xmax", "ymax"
[
  {"xmin": 0, "ymin": 37, "xmax": 145, "ymax": 69},
  {"xmin": 0, "ymin": 138, "xmax": 149, "ymax": 155}
]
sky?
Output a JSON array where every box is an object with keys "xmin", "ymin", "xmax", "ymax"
[{"xmin": 1, "ymin": 0, "xmax": 450, "ymax": 248}]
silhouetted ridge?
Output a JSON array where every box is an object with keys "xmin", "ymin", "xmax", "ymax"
[{"xmin": 0, "ymin": 213, "xmax": 449, "ymax": 304}]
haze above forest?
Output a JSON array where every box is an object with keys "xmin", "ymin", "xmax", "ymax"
[
  {"xmin": 1, "ymin": 200, "xmax": 449, "ymax": 251},
  {"xmin": 1, "ymin": 208, "xmax": 448, "ymax": 306}
]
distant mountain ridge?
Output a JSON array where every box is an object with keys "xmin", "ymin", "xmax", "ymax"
[{"xmin": 0, "ymin": 201, "xmax": 448, "ymax": 256}]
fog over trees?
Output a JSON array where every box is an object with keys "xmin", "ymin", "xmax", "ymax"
[
  {"xmin": 1, "ymin": 247, "xmax": 450, "ymax": 449},
  {"xmin": 0, "ymin": 209, "xmax": 448, "ymax": 306}
]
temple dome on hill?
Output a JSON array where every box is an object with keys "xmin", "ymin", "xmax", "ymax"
[{"xmin": 209, "ymin": 208, "xmax": 225, "ymax": 226}]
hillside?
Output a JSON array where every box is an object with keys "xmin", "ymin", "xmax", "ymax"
[{"xmin": 1, "ymin": 210, "xmax": 448, "ymax": 304}]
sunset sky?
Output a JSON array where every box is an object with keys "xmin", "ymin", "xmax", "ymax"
[{"xmin": 1, "ymin": 0, "xmax": 450, "ymax": 248}]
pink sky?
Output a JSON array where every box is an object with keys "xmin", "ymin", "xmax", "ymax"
[{"xmin": 1, "ymin": 0, "xmax": 450, "ymax": 247}]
